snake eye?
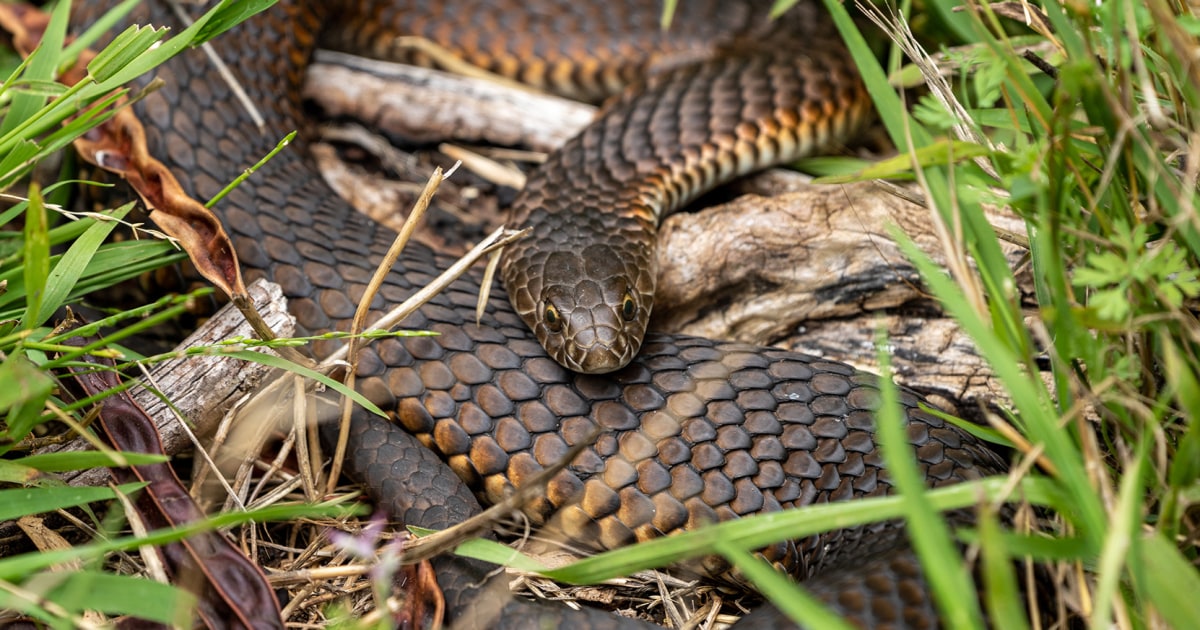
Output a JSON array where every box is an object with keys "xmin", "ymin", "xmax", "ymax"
[
  {"xmin": 621, "ymin": 291, "xmax": 636, "ymax": 321},
  {"xmin": 543, "ymin": 302, "xmax": 563, "ymax": 332}
]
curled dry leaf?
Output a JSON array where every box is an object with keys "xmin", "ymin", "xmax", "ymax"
[
  {"xmin": 0, "ymin": 3, "xmax": 246, "ymax": 302},
  {"xmin": 400, "ymin": 560, "xmax": 445, "ymax": 629},
  {"xmin": 75, "ymin": 111, "xmax": 246, "ymax": 300}
]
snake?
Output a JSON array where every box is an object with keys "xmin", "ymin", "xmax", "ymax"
[
  {"xmin": 497, "ymin": 3, "xmax": 870, "ymax": 374},
  {"xmin": 70, "ymin": 0, "xmax": 1010, "ymax": 627}
]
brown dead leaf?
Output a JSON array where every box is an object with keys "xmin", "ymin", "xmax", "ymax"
[{"xmin": 0, "ymin": 3, "xmax": 246, "ymax": 303}]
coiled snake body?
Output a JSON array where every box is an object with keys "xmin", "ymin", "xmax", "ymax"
[{"xmin": 77, "ymin": 1, "xmax": 1008, "ymax": 627}]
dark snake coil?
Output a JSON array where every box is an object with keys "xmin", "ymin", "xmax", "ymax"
[{"xmin": 73, "ymin": 0, "xmax": 1010, "ymax": 627}]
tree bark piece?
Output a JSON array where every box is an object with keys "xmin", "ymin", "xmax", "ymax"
[
  {"xmin": 305, "ymin": 50, "xmax": 596, "ymax": 151},
  {"xmin": 36, "ymin": 279, "xmax": 293, "ymax": 488},
  {"xmin": 655, "ymin": 173, "xmax": 1030, "ymax": 414}
]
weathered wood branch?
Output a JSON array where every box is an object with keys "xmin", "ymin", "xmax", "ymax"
[{"xmin": 36, "ymin": 279, "xmax": 293, "ymax": 488}]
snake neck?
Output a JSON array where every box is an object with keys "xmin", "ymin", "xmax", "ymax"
[{"xmin": 501, "ymin": 35, "xmax": 872, "ymax": 374}]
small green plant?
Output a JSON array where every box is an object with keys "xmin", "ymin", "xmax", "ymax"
[
  {"xmin": 794, "ymin": 0, "xmax": 1200, "ymax": 627},
  {"xmin": 0, "ymin": 1, "xmax": 307, "ymax": 626},
  {"xmin": 1072, "ymin": 220, "xmax": 1200, "ymax": 324}
]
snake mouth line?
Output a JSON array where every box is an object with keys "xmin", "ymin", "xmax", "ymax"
[{"xmin": 564, "ymin": 338, "xmax": 638, "ymax": 374}]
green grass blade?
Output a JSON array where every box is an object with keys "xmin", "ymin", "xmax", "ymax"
[
  {"xmin": 220, "ymin": 350, "xmax": 387, "ymax": 418},
  {"xmin": 88, "ymin": 0, "xmax": 275, "ymax": 90},
  {"xmin": 19, "ymin": 185, "xmax": 49, "ymax": 332},
  {"xmin": 34, "ymin": 203, "xmax": 135, "ymax": 327},
  {"xmin": 979, "ymin": 508, "xmax": 1028, "ymax": 630},
  {"xmin": 1089, "ymin": 439, "xmax": 1147, "ymax": 628},
  {"xmin": 0, "ymin": 239, "xmax": 182, "ymax": 320},
  {"xmin": 85, "ymin": 24, "xmax": 168, "ymax": 84},
  {"xmin": 0, "ymin": 503, "xmax": 351, "ymax": 581},
  {"xmin": 59, "ymin": 0, "xmax": 142, "ymax": 67},
  {"xmin": 1131, "ymin": 530, "xmax": 1200, "ymax": 628},
  {"xmin": 821, "ymin": 0, "xmax": 929, "ymax": 150},
  {"xmin": 537, "ymin": 477, "xmax": 1054, "ymax": 585},
  {"xmin": 3, "ymin": 570, "xmax": 194, "ymax": 627},
  {"xmin": 406, "ymin": 527, "xmax": 551, "ymax": 574},
  {"xmin": 891, "ymin": 227, "xmax": 1106, "ymax": 546},
  {"xmin": 875, "ymin": 331, "xmax": 983, "ymax": 629},
  {"xmin": 0, "ymin": 0, "xmax": 69, "ymax": 138},
  {"xmin": 0, "ymin": 482, "xmax": 148, "ymax": 522},
  {"xmin": 18, "ymin": 451, "xmax": 168, "ymax": 473},
  {"xmin": 717, "ymin": 543, "xmax": 855, "ymax": 630},
  {"xmin": 193, "ymin": 0, "xmax": 278, "ymax": 46}
]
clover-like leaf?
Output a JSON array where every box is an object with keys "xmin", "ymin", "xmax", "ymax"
[{"xmin": 1091, "ymin": 288, "xmax": 1130, "ymax": 322}]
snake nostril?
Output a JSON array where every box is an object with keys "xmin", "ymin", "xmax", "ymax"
[{"xmin": 578, "ymin": 348, "xmax": 622, "ymax": 374}]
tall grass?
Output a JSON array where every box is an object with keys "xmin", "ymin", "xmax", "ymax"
[{"xmin": 810, "ymin": 0, "xmax": 1199, "ymax": 627}]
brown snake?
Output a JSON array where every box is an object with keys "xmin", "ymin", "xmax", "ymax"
[
  {"xmin": 498, "ymin": 3, "xmax": 871, "ymax": 373},
  {"xmin": 71, "ymin": 0, "xmax": 1010, "ymax": 627}
]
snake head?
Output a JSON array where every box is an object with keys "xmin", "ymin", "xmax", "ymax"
[{"xmin": 506, "ymin": 244, "xmax": 654, "ymax": 374}]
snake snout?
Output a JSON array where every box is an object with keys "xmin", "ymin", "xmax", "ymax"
[
  {"xmin": 549, "ymin": 278, "xmax": 639, "ymax": 374},
  {"xmin": 572, "ymin": 340, "xmax": 628, "ymax": 374},
  {"xmin": 565, "ymin": 306, "xmax": 639, "ymax": 374}
]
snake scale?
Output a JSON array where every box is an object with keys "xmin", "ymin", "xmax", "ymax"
[{"xmin": 73, "ymin": 1, "xmax": 1010, "ymax": 627}]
